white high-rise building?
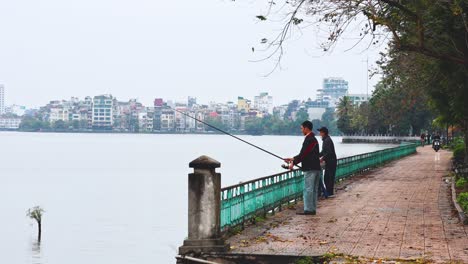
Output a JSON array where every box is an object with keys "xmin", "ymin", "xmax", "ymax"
[
  {"xmin": 316, "ymin": 77, "xmax": 349, "ymax": 107},
  {"xmin": 254, "ymin": 92, "xmax": 273, "ymax": 114},
  {"xmin": 92, "ymin": 95, "xmax": 114, "ymax": 129},
  {"xmin": 0, "ymin": 85, "xmax": 5, "ymax": 115}
]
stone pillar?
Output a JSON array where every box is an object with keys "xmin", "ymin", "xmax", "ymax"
[{"xmin": 178, "ymin": 155, "xmax": 229, "ymax": 255}]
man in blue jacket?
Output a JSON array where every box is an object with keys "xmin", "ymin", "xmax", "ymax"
[{"xmin": 284, "ymin": 121, "xmax": 321, "ymax": 215}]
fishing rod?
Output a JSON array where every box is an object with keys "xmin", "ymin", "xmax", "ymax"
[{"xmin": 172, "ymin": 108, "xmax": 300, "ymax": 169}]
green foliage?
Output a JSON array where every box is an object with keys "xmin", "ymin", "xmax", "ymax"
[
  {"xmin": 321, "ymin": 108, "xmax": 339, "ymax": 135},
  {"xmin": 284, "ymin": 100, "xmax": 300, "ymax": 120},
  {"xmin": 259, "ymin": 0, "xmax": 468, "ymax": 160},
  {"xmin": 52, "ymin": 120, "xmax": 67, "ymax": 130},
  {"xmin": 245, "ymin": 117, "xmax": 265, "ymax": 135},
  {"xmin": 244, "ymin": 110, "xmax": 316, "ymax": 136},
  {"xmin": 456, "ymin": 177, "xmax": 467, "ymax": 189},
  {"xmin": 295, "ymin": 257, "xmax": 314, "ymax": 264},
  {"xmin": 27, "ymin": 206, "xmax": 45, "ymax": 223},
  {"xmin": 253, "ymin": 215, "xmax": 266, "ymax": 223},
  {"xmin": 453, "ymin": 143, "xmax": 466, "ymax": 160},
  {"xmin": 227, "ymin": 226, "xmax": 243, "ymax": 236},
  {"xmin": 204, "ymin": 116, "xmax": 229, "ymax": 132},
  {"xmin": 449, "ymin": 137, "xmax": 466, "ymax": 160},
  {"xmin": 336, "ymin": 96, "xmax": 353, "ymax": 135},
  {"xmin": 27, "ymin": 206, "xmax": 45, "ymax": 242},
  {"xmin": 449, "ymin": 137, "xmax": 465, "ymax": 149},
  {"xmin": 321, "ymin": 251, "xmax": 345, "ymax": 262},
  {"xmin": 457, "ymin": 192, "xmax": 468, "ymax": 213},
  {"xmin": 295, "ymin": 108, "xmax": 309, "ymax": 122},
  {"xmin": 336, "ymin": 97, "xmax": 382, "ymax": 135},
  {"xmin": 367, "ymin": 78, "xmax": 434, "ymax": 136},
  {"xmin": 243, "ymin": 106, "xmax": 341, "ymax": 136},
  {"xmin": 19, "ymin": 116, "xmax": 50, "ymax": 131}
]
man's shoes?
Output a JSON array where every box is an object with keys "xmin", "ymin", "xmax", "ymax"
[
  {"xmin": 327, "ymin": 194, "xmax": 336, "ymax": 198},
  {"xmin": 296, "ymin": 210, "xmax": 316, "ymax": 215}
]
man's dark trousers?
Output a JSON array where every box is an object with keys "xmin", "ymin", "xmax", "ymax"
[{"xmin": 324, "ymin": 160, "xmax": 337, "ymax": 195}]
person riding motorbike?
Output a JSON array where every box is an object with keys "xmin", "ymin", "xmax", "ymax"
[{"xmin": 432, "ymin": 133, "xmax": 441, "ymax": 152}]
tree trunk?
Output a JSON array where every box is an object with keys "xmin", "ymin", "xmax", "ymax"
[
  {"xmin": 464, "ymin": 123, "xmax": 468, "ymax": 165},
  {"xmin": 37, "ymin": 220, "xmax": 42, "ymax": 243},
  {"xmin": 464, "ymin": 62, "xmax": 468, "ymax": 164}
]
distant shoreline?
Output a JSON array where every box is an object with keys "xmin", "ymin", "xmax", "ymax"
[{"xmin": 0, "ymin": 129, "xmax": 305, "ymax": 137}]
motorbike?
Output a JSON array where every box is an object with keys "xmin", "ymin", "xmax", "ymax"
[{"xmin": 432, "ymin": 139, "xmax": 441, "ymax": 152}]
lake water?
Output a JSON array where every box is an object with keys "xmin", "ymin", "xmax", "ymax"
[{"xmin": 0, "ymin": 132, "xmax": 393, "ymax": 264}]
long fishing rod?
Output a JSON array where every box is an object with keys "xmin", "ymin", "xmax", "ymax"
[{"xmin": 172, "ymin": 108, "xmax": 300, "ymax": 169}]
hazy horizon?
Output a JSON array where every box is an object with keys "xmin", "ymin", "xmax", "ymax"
[{"xmin": 0, "ymin": 0, "xmax": 385, "ymax": 108}]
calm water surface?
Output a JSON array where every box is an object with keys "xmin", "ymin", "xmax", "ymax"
[{"xmin": 0, "ymin": 132, "xmax": 393, "ymax": 264}]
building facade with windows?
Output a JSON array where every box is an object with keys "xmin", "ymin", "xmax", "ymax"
[
  {"xmin": 0, "ymin": 117, "xmax": 21, "ymax": 129},
  {"xmin": 348, "ymin": 93, "xmax": 370, "ymax": 106},
  {"xmin": 49, "ymin": 107, "xmax": 70, "ymax": 123},
  {"xmin": 92, "ymin": 95, "xmax": 114, "ymax": 129},
  {"xmin": 317, "ymin": 77, "xmax": 349, "ymax": 106},
  {"xmin": 254, "ymin": 92, "xmax": 273, "ymax": 114}
]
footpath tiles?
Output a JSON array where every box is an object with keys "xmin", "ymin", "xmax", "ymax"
[{"xmin": 227, "ymin": 148, "xmax": 468, "ymax": 263}]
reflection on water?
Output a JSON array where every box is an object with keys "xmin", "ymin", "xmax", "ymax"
[
  {"xmin": 32, "ymin": 241, "xmax": 42, "ymax": 264},
  {"xmin": 0, "ymin": 133, "xmax": 393, "ymax": 264}
]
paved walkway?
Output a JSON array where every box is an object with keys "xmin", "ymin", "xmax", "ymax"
[{"xmin": 228, "ymin": 147, "xmax": 468, "ymax": 263}]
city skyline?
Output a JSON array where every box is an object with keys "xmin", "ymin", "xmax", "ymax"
[
  {"xmin": 1, "ymin": 76, "xmax": 370, "ymax": 110},
  {"xmin": 1, "ymin": 81, "xmax": 368, "ymax": 132},
  {"xmin": 0, "ymin": 1, "xmax": 383, "ymax": 109},
  {"xmin": 0, "ymin": 76, "xmax": 376, "ymax": 109}
]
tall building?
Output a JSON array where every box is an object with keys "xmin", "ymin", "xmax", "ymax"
[
  {"xmin": 316, "ymin": 77, "xmax": 349, "ymax": 106},
  {"xmin": 188, "ymin": 96, "xmax": 197, "ymax": 108},
  {"xmin": 92, "ymin": 95, "xmax": 114, "ymax": 129},
  {"xmin": 0, "ymin": 85, "xmax": 5, "ymax": 115},
  {"xmin": 253, "ymin": 92, "xmax": 273, "ymax": 114},
  {"xmin": 153, "ymin": 98, "xmax": 164, "ymax": 131},
  {"xmin": 160, "ymin": 109, "xmax": 175, "ymax": 131}
]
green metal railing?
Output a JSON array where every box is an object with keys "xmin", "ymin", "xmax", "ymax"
[{"xmin": 220, "ymin": 142, "xmax": 417, "ymax": 231}]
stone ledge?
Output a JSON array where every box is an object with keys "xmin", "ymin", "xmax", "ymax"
[
  {"xmin": 451, "ymin": 176, "xmax": 468, "ymax": 225},
  {"xmin": 179, "ymin": 239, "xmax": 230, "ymax": 255}
]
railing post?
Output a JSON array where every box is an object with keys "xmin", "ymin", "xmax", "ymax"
[{"xmin": 178, "ymin": 155, "xmax": 229, "ymax": 255}]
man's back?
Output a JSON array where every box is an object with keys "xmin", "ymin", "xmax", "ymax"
[{"xmin": 321, "ymin": 135, "xmax": 337, "ymax": 162}]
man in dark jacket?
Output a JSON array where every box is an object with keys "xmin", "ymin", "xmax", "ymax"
[
  {"xmin": 284, "ymin": 121, "xmax": 321, "ymax": 215},
  {"xmin": 318, "ymin": 127, "xmax": 337, "ymax": 197}
]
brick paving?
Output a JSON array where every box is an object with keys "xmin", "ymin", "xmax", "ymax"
[{"xmin": 227, "ymin": 147, "xmax": 468, "ymax": 263}]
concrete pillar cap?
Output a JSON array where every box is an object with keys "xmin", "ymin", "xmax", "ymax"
[{"xmin": 189, "ymin": 155, "xmax": 221, "ymax": 169}]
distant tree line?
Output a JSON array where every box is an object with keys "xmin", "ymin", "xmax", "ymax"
[
  {"xmin": 242, "ymin": 108, "xmax": 339, "ymax": 136},
  {"xmin": 19, "ymin": 117, "xmax": 89, "ymax": 131},
  {"xmin": 336, "ymin": 82, "xmax": 435, "ymax": 136}
]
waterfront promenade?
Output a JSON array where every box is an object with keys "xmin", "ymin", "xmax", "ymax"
[{"xmin": 227, "ymin": 147, "xmax": 468, "ymax": 263}]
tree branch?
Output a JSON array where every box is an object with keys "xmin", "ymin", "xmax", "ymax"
[{"xmin": 398, "ymin": 44, "xmax": 465, "ymax": 64}]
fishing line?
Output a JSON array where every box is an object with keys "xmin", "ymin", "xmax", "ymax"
[{"xmin": 171, "ymin": 108, "xmax": 300, "ymax": 169}]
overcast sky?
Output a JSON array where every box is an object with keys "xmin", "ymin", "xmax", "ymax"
[{"xmin": 0, "ymin": 0, "xmax": 386, "ymax": 108}]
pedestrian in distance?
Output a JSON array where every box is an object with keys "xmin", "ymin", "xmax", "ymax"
[
  {"xmin": 318, "ymin": 127, "xmax": 337, "ymax": 197},
  {"xmin": 284, "ymin": 121, "xmax": 321, "ymax": 215},
  {"xmin": 420, "ymin": 133, "xmax": 426, "ymax": 147}
]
